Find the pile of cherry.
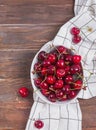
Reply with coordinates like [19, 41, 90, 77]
[33, 45, 83, 103]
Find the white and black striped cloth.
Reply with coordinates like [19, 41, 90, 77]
[26, 0, 96, 130]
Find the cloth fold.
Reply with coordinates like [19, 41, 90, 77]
[26, 0, 96, 130]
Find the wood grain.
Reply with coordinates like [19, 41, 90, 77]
[0, 0, 96, 130]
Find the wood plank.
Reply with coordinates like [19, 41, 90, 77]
[0, 25, 60, 50]
[0, 2, 74, 24]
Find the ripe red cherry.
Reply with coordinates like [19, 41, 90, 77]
[60, 95, 67, 101]
[41, 89, 50, 97]
[65, 54, 72, 62]
[56, 68, 66, 78]
[40, 82, 48, 89]
[57, 59, 65, 68]
[54, 79, 63, 89]
[41, 67, 47, 76]
[48, 65, 55, 75]
[71, 27, 80, 35]
[43, 59, 51, 67]
[63, 85, 71, 94]
[70, 65, 81, 74]
[47, 53, 56, 63]
[48, 93, 56, 102]
[57, 46, 67, 53]
[74, 80, 82, 89]
[19, 87, 29, 97]
[65, 75, 73, 84]
[46, 75, 56, 84]
[56, 90, 64, 99]
[73, 55, 81, 64]
[68, 90, 77, 99]
[60, 54, 65, 60]
[72, 35, 81, 44]
[34, 78, 42, 87]
[38, 51, 47, 61]
[65, 66, 70, 75]
[34, 120, 44, 129]
[34, 63, 41, 71]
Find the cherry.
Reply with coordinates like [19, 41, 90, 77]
[40, 82, 48, 89]
[34, 78, 42, 87]
[48, 93, 56, 102]
[43, 59, 51, 67]
[47, 53, 56, 63]
[65, 75, 73, 84]
[34, 120, 44, 129]
[70, 65, 81, 74]
[63, 85, 71, 94]
[56, 46, 67, 53]
[65, 54, 72, 62]
[34, 62, 41, 71]
[60, 95, 67, 101]
[54, 79, 63, 89]
[59, 54, 65, 60]
[73, 55, 81, 64]
[56, 90, 64, 99]
[68, 90, 77, 99]
[57, 59, 65, 68]
[48, 65, 55, 75]
[72, 35, 81, 44]
[74, 80, 82, 89]
[38, 51, 47, 61]
[56, 68, 66, 78]
[46, 75, 56, 84]
[65, 66, 70, 75]
[19, 87, 29, 97]
[71, 27, 80, 35]
[41, 67, 47, 76]
[41, 89, 50, 97]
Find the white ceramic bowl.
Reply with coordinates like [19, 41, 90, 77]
[30, 41, 82, 105]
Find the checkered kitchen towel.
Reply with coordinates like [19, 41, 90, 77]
[26, 0, 96, 130]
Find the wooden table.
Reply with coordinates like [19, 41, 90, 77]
[0, 0, 96, 130]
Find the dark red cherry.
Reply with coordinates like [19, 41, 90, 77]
[65, 75, 73, 84]
[48, 65, 55, 75]
[41, 89, 50, 97]
[43, 59, 51, 67]
[57, 46, 67, 53]
[56, 90, 64, 99]
[65, 66, 70, 75]
[34, 62, 41, 71]
[73, 55, 81, 64]
[54, 79, 63, 89]
[65, 54, 72, 62]
[19, 87, 29, 97]
[72, 35, 81, 44]
[68, 90, 77, 99]
[59, 54, 65, 60]
[38, 51, 47, 61]
[63, 85, 71, 94]
[74, 80, 82, 89]
[47, 53, 56, 63]
[40, 82, 48, 89]
[34, 120, 44, 129]
[70, 65, 81, 74]
[34, 78, 42, 87]
[41, 67, 47, 76]
[46, 75, 56, 85]
[56, 68, 66, 78]
[57, 59, 65, 68]
[48, 93, 56, 102]
[71, 27, 80, 35]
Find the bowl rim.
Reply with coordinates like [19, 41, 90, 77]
[30, 41, 82, 105]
